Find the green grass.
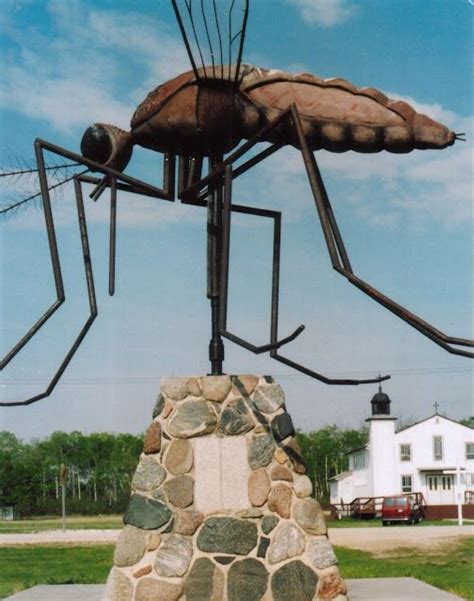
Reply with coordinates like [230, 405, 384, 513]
[0, 545, 114, 599]
[327, 517, 474, 528]
[0, 515, 123, 534]
[335, 537, 474, 600]
[0, 538, 472, 600]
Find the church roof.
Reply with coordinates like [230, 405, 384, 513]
[396, 412, 473, 434]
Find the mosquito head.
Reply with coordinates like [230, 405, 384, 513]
[81, 124, 133, 172]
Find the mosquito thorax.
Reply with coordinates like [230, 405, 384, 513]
[81, 123, 133, 172]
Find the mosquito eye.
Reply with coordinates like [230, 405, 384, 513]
[81, 124, 112, 164]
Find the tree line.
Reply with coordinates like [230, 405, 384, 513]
[0, 431, 143, 517]
[2, 417, 470, 517]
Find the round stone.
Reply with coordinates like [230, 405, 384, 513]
[268, 483, 292, 518]
[294, 475, 313, 498]
[187, 377, 202, 396]
[270, 465, 293, 481]
[132, 457, 166, 492]
[272, 560, 318, 601]
[168, 401, 217, 438]
[283, 438, 307, 474]
[316, 566, 347, 599]
[215, 556, 236, 565]
[201, 375, 232, 401]
[147, 533, 161, 551]
[173, 509, 204, 535]
[294, 498, 327, 535]
[164, 475, 194, 508]
[261, 514, 279, 535]
[271, 413, 295, 442]
[248, 469, 271, 507]
[114, 526, 147, 567]
[274, 447, 289, 464]
[220, 397, 254, 435]
[161, 376, 189, 400]
[236, 507, 264, 519]
[143, 422, 161, 455]
[152, 393, 165, 418]
[197, 517, 258, 555]
[165, 439, 194, 475]
[249, 433, 275, 470]
[103, 567, 133, 601]
[133, 564, 152, 578]
[124, 495, 172, 530]
[268, 522, 305, 564]
[135, 578, 183, 601]
[155, 534, 193, 577]
[233, 375, 259, 396]
[307, 537, 338, 569]
[257, 537, 270, 558]
[253, 383, 285, 413]
[228, 558, 269, 601]
[185, 557, 224, 601]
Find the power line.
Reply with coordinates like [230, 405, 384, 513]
[1, 365, 472, 387]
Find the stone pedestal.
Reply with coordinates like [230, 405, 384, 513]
[104, 375, 347, 601]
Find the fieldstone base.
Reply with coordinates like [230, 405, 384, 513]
[104, 375, 347, 601]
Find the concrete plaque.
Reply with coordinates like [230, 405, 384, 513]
[194, 437, 250, 513]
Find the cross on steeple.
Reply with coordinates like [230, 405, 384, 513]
[433, 401, 440, 414]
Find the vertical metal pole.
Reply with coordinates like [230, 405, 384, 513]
[61, 482, 66, 532]
[207, 155, 225, 374]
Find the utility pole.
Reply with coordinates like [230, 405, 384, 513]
[59, 464, 68, 532]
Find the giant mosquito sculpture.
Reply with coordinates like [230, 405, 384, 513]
[1, 0, 472, 406]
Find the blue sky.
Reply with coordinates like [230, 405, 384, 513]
[0, 0, 472, 440]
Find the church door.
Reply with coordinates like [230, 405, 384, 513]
[426, 474, 454, 504]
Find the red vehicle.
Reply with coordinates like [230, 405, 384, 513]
[382, 495, 424, 526]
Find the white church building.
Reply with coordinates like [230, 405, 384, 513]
[330, 387, 474, 511]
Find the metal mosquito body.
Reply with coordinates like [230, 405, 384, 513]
[1, 0, 472, 407]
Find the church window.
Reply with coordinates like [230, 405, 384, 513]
[352, 451, 366, 470]
[433, 436, 443, 461]
[466, 443, 474, 460]
[400, 443, 411, 462]
[401, 475, 413, 493]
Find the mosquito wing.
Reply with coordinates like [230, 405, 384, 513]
[171, 0, 249, 85]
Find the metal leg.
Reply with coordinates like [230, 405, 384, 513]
[178, 112, 389, 384]
[287, 105, 474, 359]
[0, 176, 98, 406]
[218, 166, 305, 354]
[1, 140, 178, 406]
[0, 140, 66, 372]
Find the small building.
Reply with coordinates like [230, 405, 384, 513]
[330, 388, 474, 517]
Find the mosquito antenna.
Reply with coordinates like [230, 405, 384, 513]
[200, 0, 216, 78]
[0, 169, 89, 216]
[184, 0, 208, 78]
[228, 0, 236, 78]
[212, 0, 224, 79]
[171, 0, 201, 80]
[0, 162, 80, 179]
[233, 0, 249, 86]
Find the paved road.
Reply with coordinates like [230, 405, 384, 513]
[0, 525, 471, 551]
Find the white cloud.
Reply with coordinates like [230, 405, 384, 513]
[288, 0, 358, 27]
[0, 1, 188, 134]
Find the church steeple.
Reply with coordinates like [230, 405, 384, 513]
[370, 381, 391, 416]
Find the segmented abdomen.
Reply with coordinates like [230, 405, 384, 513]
[241, 67, 455, 153]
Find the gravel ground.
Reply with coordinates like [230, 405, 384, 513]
[0, 525, 471, 552]
[328, 525, 473, 554]
[0, 529, 121, 547]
